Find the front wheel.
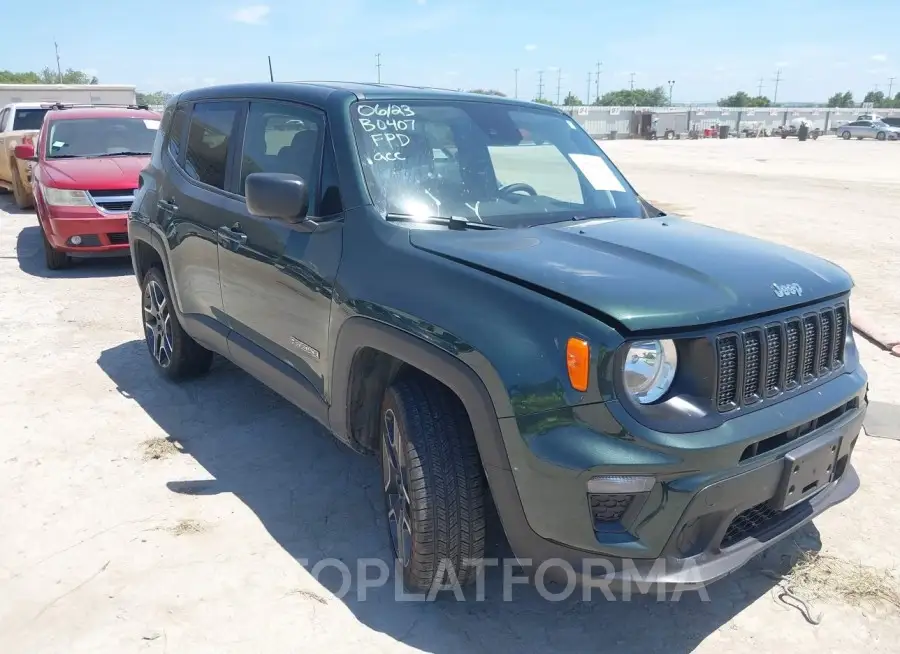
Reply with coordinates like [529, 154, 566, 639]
[11, 164, 33, 209]
[141, 267, 213, 380]
[41, 226, 69, 270]
[380, 375, 486, 593]
[842, 131, 851, 140]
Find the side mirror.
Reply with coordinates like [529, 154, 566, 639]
[14, 143, 36, 161]
[245, 172, 309, 223]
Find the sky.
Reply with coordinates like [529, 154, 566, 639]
[2, 0, 898, 104]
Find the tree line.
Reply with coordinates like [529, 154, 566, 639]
[0, 68, 98, 84]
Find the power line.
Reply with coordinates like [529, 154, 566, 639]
[375, 53, 382, 83]
[628, 72, 635, 91]
[537, 70, 544, 101]
[556, 69, 562, 105]
[773, 68, 783, 104]
[595, 61, 602, 103]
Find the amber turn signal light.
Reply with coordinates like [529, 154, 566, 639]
[566, 337, 590, 392]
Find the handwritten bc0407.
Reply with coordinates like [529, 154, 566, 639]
[357, 103, 417, 163]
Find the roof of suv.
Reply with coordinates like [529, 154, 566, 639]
[45, 107, 160, 121]
[175, 82, 552, 111]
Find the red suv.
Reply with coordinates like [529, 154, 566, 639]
[15, 105, 160, 269]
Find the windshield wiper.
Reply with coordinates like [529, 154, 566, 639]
[86, 151, 152, 158]
[386, 213, 502, 231]
[47, 154, 84, 159]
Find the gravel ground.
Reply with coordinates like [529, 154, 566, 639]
[1, 136, 899, 653]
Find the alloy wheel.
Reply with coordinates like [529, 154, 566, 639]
[382, 408, 413, 567]
[143, 279, 174, 368]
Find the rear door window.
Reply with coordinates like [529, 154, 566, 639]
[184, 102, 241, 190]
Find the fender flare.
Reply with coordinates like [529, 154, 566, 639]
[328, 316, 513, 470]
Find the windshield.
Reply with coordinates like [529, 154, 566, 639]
[351, 100, 644, 227]
[45, 116, 159, 158]
[13, 108, 49, 131]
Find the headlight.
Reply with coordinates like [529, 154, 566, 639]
[42, 186, 92, 207]
[623, 339, 678, 404]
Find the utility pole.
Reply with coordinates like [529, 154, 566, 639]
[757, 77, 764, 97]
[54, 40, 62, 83]
[595, 61, 602, 103]
[537, 70, 544, 101]
[514, 68, 519, 99]
[267, 56, 274, 82]
[556, 68, 562, 105]
[773, 68, 783, 104]
[667, 80, 675, 105]
[376, 53, 382, 83]
[628, 72, 635, 91]
[889, 77, 896, 100]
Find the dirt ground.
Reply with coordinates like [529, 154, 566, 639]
[2, 136, 900, 653]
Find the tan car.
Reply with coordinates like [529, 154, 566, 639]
[0, 103, 50, 208]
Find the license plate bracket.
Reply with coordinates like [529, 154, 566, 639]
[770, 431, 841, 511]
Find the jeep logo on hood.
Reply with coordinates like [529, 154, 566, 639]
[772, 282, 803, 298]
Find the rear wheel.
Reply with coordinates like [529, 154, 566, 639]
[380, 374, 486, 593]
[876, 131, 886, 141]
[41, 226, 69, 270]
[141, 267, 213, 380]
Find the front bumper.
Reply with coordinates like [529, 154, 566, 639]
[42, 205, 129, 254]
[486, 368, 867, 590]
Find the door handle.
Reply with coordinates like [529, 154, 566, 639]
[217, 225, 248, 246]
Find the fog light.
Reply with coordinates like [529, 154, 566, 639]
[590, 493, 634, 523]
[70, 235, 82, 246]
[587, 475, 655, 494]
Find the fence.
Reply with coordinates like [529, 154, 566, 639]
[560, 105, 900, 138]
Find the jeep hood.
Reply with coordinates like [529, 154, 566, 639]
[408, 217, 852, 332]
[41, 155, 148, 190]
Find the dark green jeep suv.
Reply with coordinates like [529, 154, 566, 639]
[128, 82, 866, 593]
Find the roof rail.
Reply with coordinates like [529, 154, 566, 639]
[41, 102, 151, 111]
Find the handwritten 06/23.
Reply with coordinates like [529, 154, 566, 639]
[358, 104, 418, 162]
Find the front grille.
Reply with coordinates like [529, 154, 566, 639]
[721, 503, 782, 548]
[107, 232, 128, 245]
[87, 189, 135, 213]
[715, 304, 847, 412]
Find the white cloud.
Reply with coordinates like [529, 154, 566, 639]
[871, 54, 887, 62]
[229, 5, 270, 25]
[524, 44, 537, 51]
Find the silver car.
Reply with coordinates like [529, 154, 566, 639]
[838, 120, 899, 141]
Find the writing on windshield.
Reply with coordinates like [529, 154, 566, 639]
[351, 100, 643, 228]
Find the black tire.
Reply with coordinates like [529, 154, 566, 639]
[41, 225, 69, 270]
[842, 131, 851, 140]
[11, 163, 33, 209]
[379, 374, 486, 593]
[876, 131, 886, 141]
[140, 267, 213, 380]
